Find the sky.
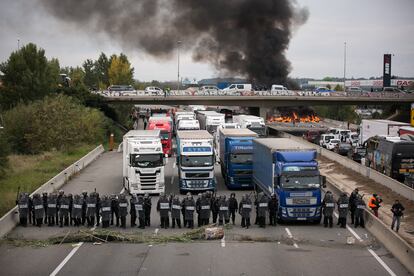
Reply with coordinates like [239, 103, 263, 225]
[0, 0, 413, 81]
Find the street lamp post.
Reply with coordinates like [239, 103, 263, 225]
[343, 42, 347, 90]
[177, 40, 181, 92]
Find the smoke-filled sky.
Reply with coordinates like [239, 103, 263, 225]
[0, 0, 413, 81]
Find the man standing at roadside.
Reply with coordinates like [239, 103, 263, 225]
[391, 199, 405, 232]
[368, 193, 382, 217]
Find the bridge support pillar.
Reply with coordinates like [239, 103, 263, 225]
[260, 107, 270, 121]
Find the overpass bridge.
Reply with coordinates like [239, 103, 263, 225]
[102, 94, 414, 107]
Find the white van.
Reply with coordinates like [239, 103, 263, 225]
[221, 84, 252, 95]
[270, 84, 290, 96]
[319, 134, 335, 148]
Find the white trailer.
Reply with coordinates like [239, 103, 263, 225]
[360, 119, 410, 145]
[233, 115, 267, 137]
[177, 119, 200, 131]
[196, 111, 225, 134]
[122, 130, 165, 195]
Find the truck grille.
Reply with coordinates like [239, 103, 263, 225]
[287, 207, 316, 217]
[138, 171, 158, 190]
[186, 179, 209, 188]
[233, 170, 252, 176]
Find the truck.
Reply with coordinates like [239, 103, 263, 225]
[219, 128, 258, 189]
[174, 111, 196, 133]
[252, 138, 326, 222]
[196, 111, 225, 134]
[148, 117, 173, 156]
[360, 119, 409, 145]
[233, 115, 267, 137]
[122, 130, 165, 195]
[176, 130, 216, 193]
[177, 119, 200, 131]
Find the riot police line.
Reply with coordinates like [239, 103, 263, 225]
[16, 188, 366, 229]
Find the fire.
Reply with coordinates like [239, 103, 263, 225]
[267, 113, 320, 123]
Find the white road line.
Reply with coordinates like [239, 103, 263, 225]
[173, 162, 176, 169]
[170, 176, 175, 186]
[49, 242, 83, 276]
[285, 227, 299, 248]
[221, 236, 226, 248]
[120, 187, 125, 194]
[334, 212, 397, 276]
[368, 249, 397, 276]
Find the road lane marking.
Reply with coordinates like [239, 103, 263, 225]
[120, 187, 125, 194]
[173, 162, 176, 169]
[285, 227, 299, 248]
[368, 249, 397, 276]
[170, 176, 175, 186]
[221, 236, 226, 247]
[334, 212, 397, 276]
[49, 242, 84, 276]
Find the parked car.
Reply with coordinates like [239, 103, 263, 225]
[326, 139, 340, 150]
[382, 87, 404, 93]
[334, 142, 352, 156]
[303, 130, 321, 144]
[348, 146, 366, 163]
[347, 87, 363, 93]
[319, 134, 335, 148]
[221, 84, 252, 95]
[144, 86, 163, 96]
[271, 84, 291, 95]
[199, 86, 219, 96]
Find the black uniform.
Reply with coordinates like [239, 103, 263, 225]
[199, 194, 211, 226]
[268, 194, 279, 226]
[86, 193, 97, 227]
[337, 193, 349, 228]
[354, 196, 366, 228]
[111, 195, 119, 226]
[157, 195, 170, 229]
[239, 195, 252, 228]
[56, 191, 64, 225]
[143, 195, 152, 226]
[68, 194, 74, 226]
[130, 195, 137, 227]
[47, 194, 57, 226]
[81, 192, 88, 225]
[42, 193, 48, 224]
[101, 196, 112, 228]
[136, 196, 146, 229]
[229, 194, 238, 225]
[257, 193, 269, 228]
[349, 190, 359, 224]
[33, 194, 44, 227]
[195, 195, 202, 227]
[58, 195, 70, 227]
[182, 196, 196, 228]
[211, 196, 219, 224]
[95, 193, 101, 226]
[72, 195, 83, 227]
[118, 195, 129, 228]
[171, 196, 182, 228]
[17, 193, 29, 227]
[322, 192, 335, 228]
[218, 196, 229, 225]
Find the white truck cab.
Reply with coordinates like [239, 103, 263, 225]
[122, 130, 165, 195]
[233, 115, 267, 137]
[177, 119, 200, 131]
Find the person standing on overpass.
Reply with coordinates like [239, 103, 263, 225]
[368, 194, 382, 217]
[391, 199, 405, 232]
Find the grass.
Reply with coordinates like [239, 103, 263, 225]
[0, 144, 97, 217]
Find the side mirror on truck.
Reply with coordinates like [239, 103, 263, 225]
[321, 175, 327, 188]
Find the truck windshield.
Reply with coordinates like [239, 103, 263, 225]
[181, 155, 213, 167]
[280, 175, 320, 189]
[160, 131, 170, 140]
[248, 127, 266, 136]
[230, 153, 252, 164]
[130, 154, 163, 168]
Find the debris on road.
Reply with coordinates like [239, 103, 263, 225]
[204, 227, 224, 240]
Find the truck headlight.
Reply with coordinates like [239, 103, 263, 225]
[230, 177, 234, 184]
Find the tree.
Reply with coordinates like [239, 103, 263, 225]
[68, 67, 86, 89]
[334, 84, 343, 91]
[83, 59, 98, 89]
[95, 53, 110, 89]
[0, 43, 60, 109]
[108, 55, 134, 85]
[0, 130, 9, 177]
[326, 84, 332, 90]
[322, 76, 333, 81]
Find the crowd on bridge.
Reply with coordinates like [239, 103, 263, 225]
[16, 189, 405, 232]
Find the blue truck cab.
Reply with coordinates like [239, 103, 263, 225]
[218, 128, 258, 189]
[253, 138, 326, 222]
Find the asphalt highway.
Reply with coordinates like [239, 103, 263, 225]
[0, 120, 410, 276]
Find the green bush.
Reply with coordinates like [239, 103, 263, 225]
[0, 130, 9, 177]
[4, 94, 106, 154]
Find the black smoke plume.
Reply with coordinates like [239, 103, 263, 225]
[39, 0, 308, 85]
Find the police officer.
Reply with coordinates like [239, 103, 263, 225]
[118, 194, 129, 228]
[337, 193, 349, 228]
[110, 194, 119, 226]
[349, 188, 359, 224]
[59, 194, 70, 227]
[95, 192, 101, 226]
[28, 194, 35, 226]
[211, 194, 219, 224]
[157, 192, 170, 229]
[16, 192, 29, 227]
[56, 190, 64, 225]
[42, 192, 48, 224]
[72, 194, 83, 227]
[239, 194, 252, 228]
[182, 192, 195, 228]
[322, 191, 335, 228]
[171, 195, 182, 228]
[47, 193, 57, 226]
[354, 194, 366, 228]
[32, 193, 44, 227]
[143, 193, 152, 226]
[257, 192, 269, 228]
[195, 193, 202, 227]
[229, 193, 238, 225]
[199, 193, 211, 226]
[100, 195, 112, 228]
[81, 190, 88, 225]
[67, 193, 74, 226]
[130, 194, 137, 227]
[268, 193, 279, 226]
[86, 192, 97, 227]
[136, 195, 146, 229]
[218, 195, 230, 225]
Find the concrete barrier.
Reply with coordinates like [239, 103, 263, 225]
[0, 145, 105, 238]
[324, 181, 414, 274]
[272, 128, 414, 201]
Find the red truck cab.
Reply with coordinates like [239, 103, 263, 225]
[148, 119, 172, 156]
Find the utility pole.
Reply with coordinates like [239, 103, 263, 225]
[343, 42, 347, 91]
[177, 40, 181, 92]
[17, 39, 20, 50]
